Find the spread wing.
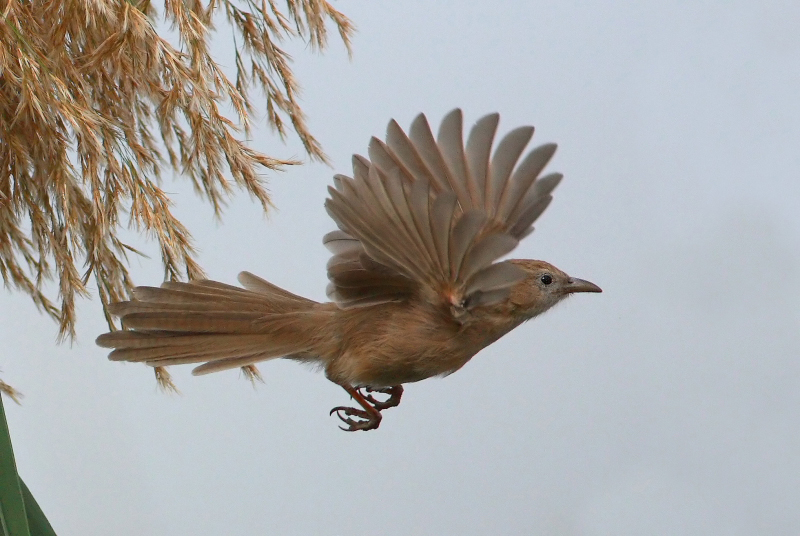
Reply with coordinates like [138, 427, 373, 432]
[323, 109, 562, 315]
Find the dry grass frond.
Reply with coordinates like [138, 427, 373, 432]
[240, 364, 264, 385]
[0, 0, 352, 334]
[154, 365, 180, 393]
[0, 0, 352, 395]
[0, 375, 23, 404]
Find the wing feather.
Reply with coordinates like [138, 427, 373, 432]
[489, 126, 534, 213]
[324, 110, 562, 317]
[322, 230, 362, 256]
[464, 261, 526, 296]
[449, 211, 487, 281]
[498, 143, 557, 219]
[408, 114, 456, 194]
[510, 195, 553, 238]
[465, 113, 499, 207]
[459, 234, 519, 284]
[430, 191, 457, 276]
[437, 109, 473, 209]
[385, 119, 430, 185]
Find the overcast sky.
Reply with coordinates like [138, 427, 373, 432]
[3, 2, 800, 534]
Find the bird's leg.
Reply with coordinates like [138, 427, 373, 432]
[359, 385, 403, 411]
[330, 385, 383, 432]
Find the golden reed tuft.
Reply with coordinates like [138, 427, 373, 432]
[0, 0, 353, 394]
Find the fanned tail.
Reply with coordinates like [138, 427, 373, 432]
[96, 272, 332, 376]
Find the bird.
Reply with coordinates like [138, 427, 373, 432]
[96, 109, 601, 431]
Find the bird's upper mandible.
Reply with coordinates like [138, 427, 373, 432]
[323, 109, 562, 316]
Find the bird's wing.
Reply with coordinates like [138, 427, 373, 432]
[324, 109, 561, 314]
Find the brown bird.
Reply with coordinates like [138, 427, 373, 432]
[96, 110, 601, 431]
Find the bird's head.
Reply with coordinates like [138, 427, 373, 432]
[506, 259, 602, 319]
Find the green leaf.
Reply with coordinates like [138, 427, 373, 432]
[20, 480, 56, 536]
[0, 395, 31, 536]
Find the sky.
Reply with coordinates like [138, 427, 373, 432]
[3, 1, 800, 534]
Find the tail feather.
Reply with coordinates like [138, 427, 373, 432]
[148, 354, 266, 368]
[134, 285, 283, 309]
[131, 287, 246, 306]
[108, 299, 265, 316]
[96, 274, 330, 375]
[160, 280, 256, 297]
[101, 333, 292, 355]
[98, 331, 204, 349]
[237, 271, 315, 304]
[121, 311, 266, 333]
[193, 354, 285, 375]
[108, 339, 293, 363]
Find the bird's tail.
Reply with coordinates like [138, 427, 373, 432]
[95, 272, 333, 376]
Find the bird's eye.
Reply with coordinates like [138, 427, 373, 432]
[540, 274, 553, 285]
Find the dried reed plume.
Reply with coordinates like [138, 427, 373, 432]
[0, 0, 354, 396]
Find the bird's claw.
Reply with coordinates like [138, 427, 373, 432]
[330, 384, 403, 431]
[329, 406, 382, 432]
[359, 385, 404, 410]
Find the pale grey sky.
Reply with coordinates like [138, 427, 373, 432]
[3, 2, 800, 534]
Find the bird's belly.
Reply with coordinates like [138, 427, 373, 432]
[325, 303, 508, 388]
[327, 344, 476, 388]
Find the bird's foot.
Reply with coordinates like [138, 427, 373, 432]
[329, 405, 382, 432]
[359, 385, 404, 411]
[331, 384, 401, 431]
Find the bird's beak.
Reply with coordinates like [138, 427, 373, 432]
[564, 277, 602, 294]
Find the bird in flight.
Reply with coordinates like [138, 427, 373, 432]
[96, 109, 601, 431]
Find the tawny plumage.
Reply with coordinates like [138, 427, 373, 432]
[96, 110, 601, 431]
